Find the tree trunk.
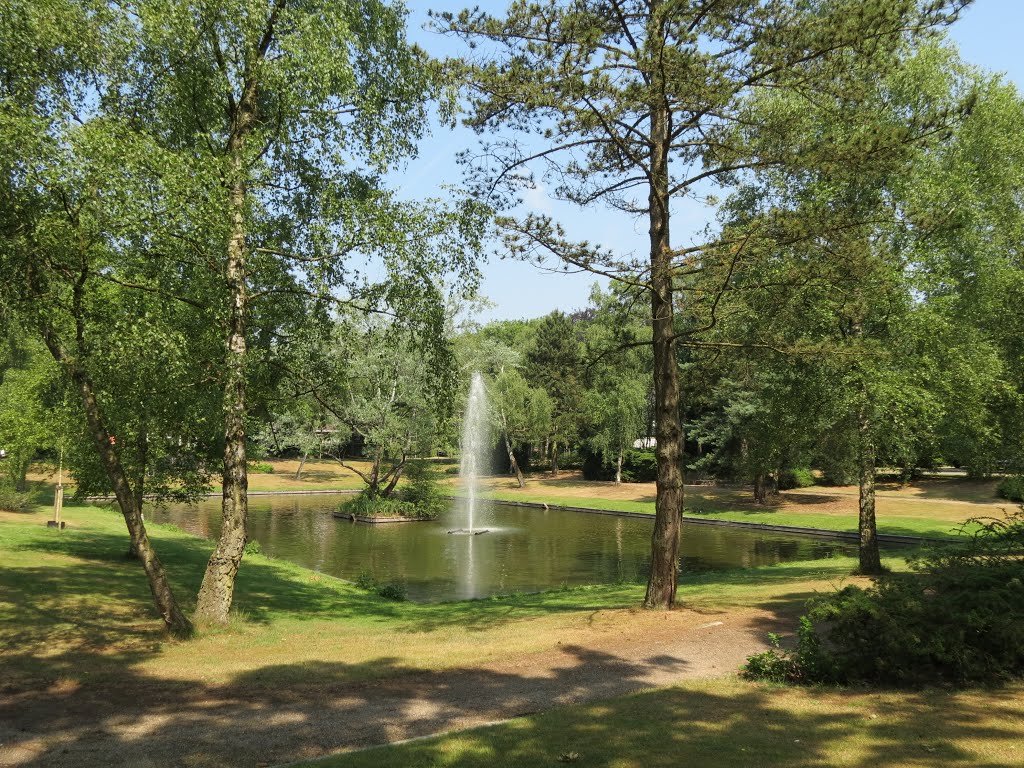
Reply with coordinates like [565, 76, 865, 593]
[380, 456, 407, 498]
[504, 431, 525, 488]
[858, 405, 883, 574]
[195, 112, 254, 625]
[615, 447, 624, 485]
[42, 333, 192, 637]
[127, 426, 148, 560]
[294, 452, 307, 481]
[550, 442, 559, 474]
[644, 79, 684, 610]
[753, 472, 768, 505]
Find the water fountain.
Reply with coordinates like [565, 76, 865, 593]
[449, 372, 489, 535]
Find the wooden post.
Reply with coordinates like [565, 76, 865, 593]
[48, 448, 65, 529]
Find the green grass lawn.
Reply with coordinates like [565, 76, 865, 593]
[477, 488, 972, 540]
[3, 500, 883, 692]
[3, 499, 1020, 768]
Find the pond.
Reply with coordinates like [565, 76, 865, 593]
[151, 493, 855, 602]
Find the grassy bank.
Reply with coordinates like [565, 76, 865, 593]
[305, 677, 1024, 768]
[0, 501, 879, 693]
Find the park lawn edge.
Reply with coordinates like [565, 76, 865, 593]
[469, 490, 974, 540]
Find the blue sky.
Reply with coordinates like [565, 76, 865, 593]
[392, 0, 1024, 322]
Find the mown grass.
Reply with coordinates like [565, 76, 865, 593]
[303, 677, 1024, 768]
[475, 488, 974, 540]
[0, 501, 882, 692]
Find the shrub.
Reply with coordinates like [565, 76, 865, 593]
[0, 487, 32, 512]
[376, 582, 408, 601]
[354, 570, 377, 590]
[399, 459, 447, 518]
[243, 539, 263, 556]
[621, 450, 658, 483]
[749, 510, 1024, 686]
[353, 569, 407, 601]
[248, 461, 274, 474]
[777, 467, 815, 490]
[581, 450, 612, 481]
[742, 633, 795, 683]
[997, 476, 1024, 502]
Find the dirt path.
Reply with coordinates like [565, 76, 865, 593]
[0, 606, 780, 768]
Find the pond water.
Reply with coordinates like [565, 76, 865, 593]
[151, 494, 854, 602]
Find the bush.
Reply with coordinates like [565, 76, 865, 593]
[743, 634, 794, 683]
[353, 569, 407, 601]
[248, 461, 274, 474]
[0, 487, 32, 512]
[621, 450, 658, 483]
[243, 539, 263, 556]
[376, 582, 408, 601]
[400, 459, 447, 518]
[746, 510, 1024, 686]
[777, 467, 815, 490]
[997, 476, 1024, 502]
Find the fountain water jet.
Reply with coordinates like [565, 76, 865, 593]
[450, 372, 489, 535]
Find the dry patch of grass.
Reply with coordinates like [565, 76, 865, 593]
[246, 458, 369, 492]
[310, 678, 1024, 768]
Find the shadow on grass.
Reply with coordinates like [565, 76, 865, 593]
[312, 680, 1024, 768]
[0, 645, 684, 767]
[2, 641, 1021, 768]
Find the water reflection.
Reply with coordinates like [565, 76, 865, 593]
[150, 495, 854, 602]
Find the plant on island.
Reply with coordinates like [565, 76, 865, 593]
[338, 459, 446, 520]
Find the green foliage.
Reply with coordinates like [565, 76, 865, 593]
[247, 462, 274, 475]
[769, 511, 1024, 686]
[243, 539, 263, 556]
[621, 451, 658, 484]
[743, 617, 827, 684]
[399, 459, 447, 519]
[338, 464, 445, 521]
[525, 311, 583, 456]
[582, 449, 658, 483]
[0, 487, 32, 512]
[352, 569, 406, 601]
[742, 633, 794, 683]
[777, 468, 816, 491]
[376, 582, 408, 602]
[354, 570, 377, 590]
[997, 477, 1024, 502]
[0, 337, 60, 491]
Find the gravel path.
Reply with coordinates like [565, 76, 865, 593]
[0, 606, 779, 768]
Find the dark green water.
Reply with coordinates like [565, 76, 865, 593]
[152, 494, 854, 602]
